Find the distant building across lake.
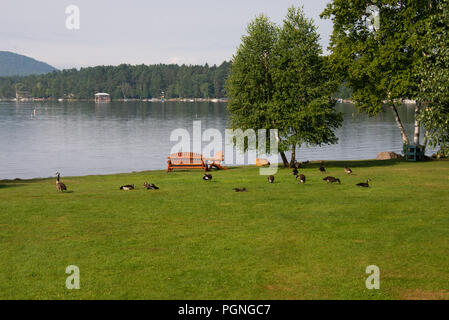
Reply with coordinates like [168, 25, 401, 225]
[94, 93, 111, 103]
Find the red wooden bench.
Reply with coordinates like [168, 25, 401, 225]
[167, 152, 208, 172]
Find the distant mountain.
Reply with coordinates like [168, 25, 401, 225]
[0, 51, 57, 77]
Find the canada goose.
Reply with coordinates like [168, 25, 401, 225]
[268, 175, 275, 183]
[356, 179, 371, 188]
[203, 174, 213, 181]
[319, 162, 326, 173]
[233, 187, 247, 192]
[293, 161, 301, 169]
[292, 168, 298, 176]
[344, 167, 353, 175]
[143, 182, 159, 190]
[55, 172, 67, 192]
[120, 185, 134, 191]
[323, 176, 341, 184]
[297, 174, 306, 184]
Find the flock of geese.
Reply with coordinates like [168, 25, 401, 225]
[55, 172, 160, 192]
[118, 182, 160, 191]
[265, 161, 371, 188]
[54, 161, 371, 193]
[209, 161, 371, 192]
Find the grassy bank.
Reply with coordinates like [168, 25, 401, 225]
[1, 160, 448, 299]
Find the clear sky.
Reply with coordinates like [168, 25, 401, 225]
[0, 0, 332, 70]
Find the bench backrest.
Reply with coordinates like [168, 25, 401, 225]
[214, 150, 223, 160]
[168, 152, 204, 164]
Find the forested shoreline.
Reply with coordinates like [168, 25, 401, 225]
[0, 62, 230, 100]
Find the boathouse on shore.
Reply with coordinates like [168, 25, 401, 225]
[94, 93, 111, 103]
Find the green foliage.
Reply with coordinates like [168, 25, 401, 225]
[271, 7, 342, 151]
[334, 82, 353, 99]
[0, 62, 230, 100]
[227, 7, 342, 159]
[321, 1, 437, 114]
[226, 15, 278, 132]
[418, 0, 449, 156]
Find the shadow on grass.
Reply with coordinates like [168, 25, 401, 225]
[0, 177, 52, 189]
[226, 160, 410, 172]
[297, 159, 405, 169]
[0, 181, 26, 189]
[214, 166, 240, 171]
[167, 167, 241, 173]
[0, 184, 20, 189]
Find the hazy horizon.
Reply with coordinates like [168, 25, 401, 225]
[1, 0, 332, 70]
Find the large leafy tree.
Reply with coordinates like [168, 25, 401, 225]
[271, 7, 342, 166]
[227, 7, 342, 167]
[321, 0, 438, 146]
[226, 15, 286, 162]
[419, 0, 449, 156]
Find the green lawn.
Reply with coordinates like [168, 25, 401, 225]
[1, 159, 448, 300]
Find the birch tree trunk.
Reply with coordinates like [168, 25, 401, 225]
[391, 105, 410, 145]
[280, 152, 290, 168]
[290, 145, 296, 167]
[413, 102, 421, 145]
[274, 130, 290, 167]
[423, 130, 429, 150]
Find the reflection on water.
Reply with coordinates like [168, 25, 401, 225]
[0, 101, 434, 179]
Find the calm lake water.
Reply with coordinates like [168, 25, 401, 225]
[0, 101, 433, 180]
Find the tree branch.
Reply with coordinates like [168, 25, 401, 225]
[391, 105, 410, 145]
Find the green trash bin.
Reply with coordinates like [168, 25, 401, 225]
[405, 145, 425, 161]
